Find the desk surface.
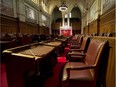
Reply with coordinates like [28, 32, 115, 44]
[18, 45, 55, 57]
[57, 38, 67, 41]
[0, 41, 11, 44]
[43, 41, 62, 47]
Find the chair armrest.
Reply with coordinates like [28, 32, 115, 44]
[66, 52, 86, 61]
[70, 49, 84, 52]
[70, 45, 80, 48]
[66, 65, 96, 79]
[66, 65, 96, 70]
[69, 55, 85, 62]
[68, 52, 86, 56]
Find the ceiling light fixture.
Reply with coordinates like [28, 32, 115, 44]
[59, 2, 68, 11]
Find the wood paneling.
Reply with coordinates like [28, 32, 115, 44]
[52, 30, 59, 35]
[51, 22, 81, 35]
[84, 25, 89, 34]
[19, 21, 26, 34]
[19, 21, 39, 34]
[51, 22, 61, 30]
[26, 22, 39, 34]
[39, 26, 49, 34]
[71, 22, 81, 30]
[0, 15, 40, 34]
[84, 7, 115, 35]
[0, 15, 18, 33]
[88, 19, 99, 34]
[51, 22, 81, 30]
[100, 8, 115, 33]
[91, 36, 115, 87]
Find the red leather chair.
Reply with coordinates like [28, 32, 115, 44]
[61, 39, 108, 87]
[70, 36, 90, 53]
[70, 35, 83, 49]
[67, 36, 90, 62]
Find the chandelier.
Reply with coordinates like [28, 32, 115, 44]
[59, 1, 68, 11]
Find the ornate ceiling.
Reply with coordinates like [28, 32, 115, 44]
[40, 0, 95, 15]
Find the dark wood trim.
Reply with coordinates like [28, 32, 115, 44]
[0, 14, 17, 21]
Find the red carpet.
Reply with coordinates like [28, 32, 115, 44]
[43, 47, 68, 87]
[1, 47, 69, 87]
[43, 62, 65, 87]
[1, 63, 8, 87]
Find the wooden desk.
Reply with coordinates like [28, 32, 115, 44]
[42, 41, 62, 47]
[42, 41, 65, 56]
[3, 43, 57, 87]
[19, 45, 55, 57]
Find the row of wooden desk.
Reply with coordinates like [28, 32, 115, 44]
[3, 37, 69, 87]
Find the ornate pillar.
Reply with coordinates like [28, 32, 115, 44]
[17, 0, 25, 22]
[62, 13, 65, 26]
[13, 0, 17, 17]
[67, 13, 70, 26]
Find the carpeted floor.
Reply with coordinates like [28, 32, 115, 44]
[1, 47, 69, 87]
[43, 62, 65, 87]
[1, 63, 8, 87]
